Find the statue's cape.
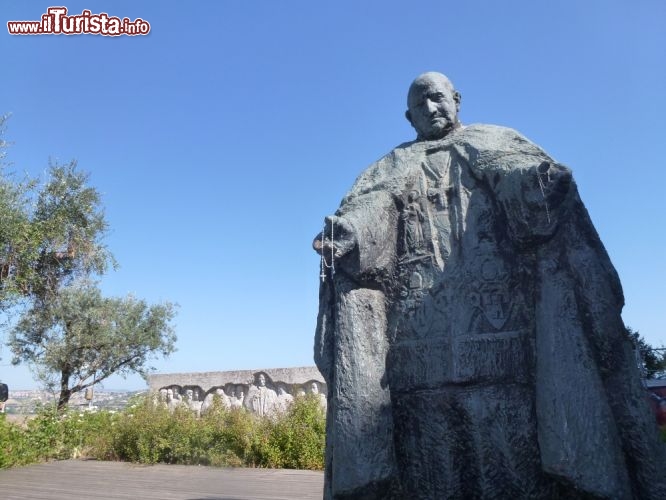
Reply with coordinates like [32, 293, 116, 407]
[315, 124, 666, 499]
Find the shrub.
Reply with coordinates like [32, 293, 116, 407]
[0, 404, 106, 467]
[101, 395, 325, 469]
[262, 395, 325, 470]
[0, 413, 34, 468]
[0, 394, 326, 470]
[200, 399, 262, 466]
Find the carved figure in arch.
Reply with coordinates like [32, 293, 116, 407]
[166, 387, 182, 412]
[245, 372, 278, 417]
[157, 388, 168, 408]
[186, 388, 203, 416]
[172, 386, 183, 401]
[310, 381, 327, 411]
[201, 387, 230, 415]
[230, 386, 245, 409]
[276, 383, 294, 413]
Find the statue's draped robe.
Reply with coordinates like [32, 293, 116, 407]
[315, 125, 666, 499]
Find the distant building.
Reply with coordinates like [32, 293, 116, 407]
[646, 379, 666, 426]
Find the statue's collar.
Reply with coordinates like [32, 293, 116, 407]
[404, 125, 466, 154]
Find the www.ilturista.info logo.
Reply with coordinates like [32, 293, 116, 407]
[7, 7, 151, 36]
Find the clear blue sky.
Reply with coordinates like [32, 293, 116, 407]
[1, 1, 664, 390]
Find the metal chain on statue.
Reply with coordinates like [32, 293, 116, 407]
[536, 163, 552, 224]
[319, 227, 326, 281]
[320, 219, 335, 282]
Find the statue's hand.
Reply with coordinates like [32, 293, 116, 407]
[312, 215, 357, 262]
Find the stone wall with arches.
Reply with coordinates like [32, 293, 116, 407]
[147, 366, 326, 416]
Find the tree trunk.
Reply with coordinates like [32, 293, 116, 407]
[57, 371, 72, 410]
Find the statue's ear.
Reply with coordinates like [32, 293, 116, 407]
[405, 109, 413, 125]
[453, 91, 461, 112]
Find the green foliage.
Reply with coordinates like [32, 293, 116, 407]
[9, 283, 177, 409]
[0, 157, 114, 306]
[0, 395, 326, 470]
[198, 397, 264, 466]
[105, 399, 203, 464]
[261, 394, 326, 469]
[0, 405, 116, 468]
[30, 162, 114, 301]
[104, 395, 325, 469]
[1, 118, 178, 409]
[1, 117, 115, 313]
[0, 117, 37, 307]
[0, 413, 36, 468]
[0, 174, 32, 305]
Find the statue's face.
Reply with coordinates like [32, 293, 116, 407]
[258, 374, 266, 387]
[311, 382, 319, 394]
[407, 73, 459, 140]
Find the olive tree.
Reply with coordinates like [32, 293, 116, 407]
[0, 115, 35, 307]
[10, 283, 177, 409]
[0, 174, 32, 306]
[1, 119, 178, 407]
[0, 159, 113, 307]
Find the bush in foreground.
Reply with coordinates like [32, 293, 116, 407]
[0, 407, 114, 468]
[0, 395, 325, 470]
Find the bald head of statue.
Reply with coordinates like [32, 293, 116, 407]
[405, 72, 462, 141]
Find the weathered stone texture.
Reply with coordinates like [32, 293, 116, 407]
[147, 366, 326, 417]
[147, 366, 324, 393]
[314, 72, 666, 499]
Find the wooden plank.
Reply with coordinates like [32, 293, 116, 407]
[0, 460, 324, 500]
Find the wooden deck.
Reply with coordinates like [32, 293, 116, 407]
[0, 460, 324, 500]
